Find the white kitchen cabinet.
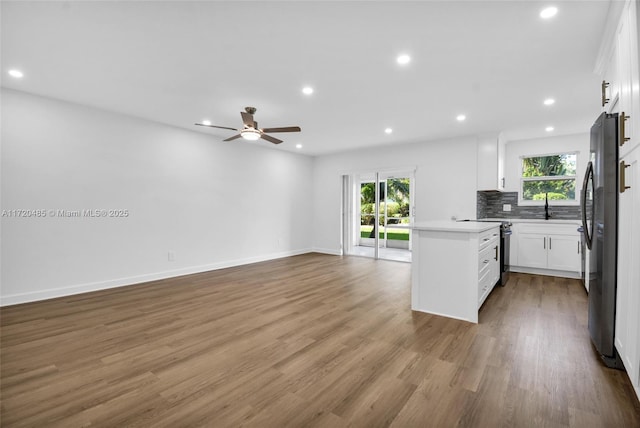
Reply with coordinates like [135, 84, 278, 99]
[510, 222, 581, 278]
[597, 0, 640, 402]
[617, 0, 640, 158]
[517, 234, 547, 269]
[616, 144, 640, 393]
[477, 133, 506, 191]
[601, 41, 620, 114]
[478, 231, 501, 308]
[547, 234, 582, 272]
[411, 222, 501, 324]
[599, 0, 639, 156]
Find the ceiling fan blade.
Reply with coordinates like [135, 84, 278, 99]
[261, 126, 301, 133]
[241, 111, 255, 128]
[195, 123, 238, 131]
[260, 134, 283, 145]
[223, 134, 243, 142]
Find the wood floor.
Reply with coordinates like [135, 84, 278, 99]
[1, 253, 639, 427]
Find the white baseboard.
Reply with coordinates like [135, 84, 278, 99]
[0, 248, 313, 307]
[509, 266, 580, 279]
[312, 247, 342, 256]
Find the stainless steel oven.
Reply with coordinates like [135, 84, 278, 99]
[499, 222, 511, 286]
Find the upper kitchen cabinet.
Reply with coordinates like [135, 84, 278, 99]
[597, 0, 640, 157]
[617, 0, 640, 158]
[477, 133, 506, 191]
[600, 40, 620, 114]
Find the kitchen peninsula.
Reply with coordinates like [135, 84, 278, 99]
[411, 221, 502, 323]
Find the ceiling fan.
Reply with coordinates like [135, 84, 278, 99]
[195, 107, 301, 145]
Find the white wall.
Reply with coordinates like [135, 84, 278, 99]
[504, 132, 590, 194]
[312, 136, 478, 254]
[1, 89, 313, 305]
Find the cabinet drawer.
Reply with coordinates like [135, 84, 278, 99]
[478, 244, 498, 273]
[478, 268, 495, 306]
[479, 228, 500, 251]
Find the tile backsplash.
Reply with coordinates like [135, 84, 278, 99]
[476, 191, 581, 220]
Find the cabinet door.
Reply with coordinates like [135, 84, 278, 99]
[477, 135, 499, 190]
[616, 145, 640, 387]
[547, 234, 580, 272]
[509, 224, 519, 266]
[517, 234, 547, 269]
[497, 136, 506, 190]
[618, 0, 640, 157]
[603, 38, 620, 113]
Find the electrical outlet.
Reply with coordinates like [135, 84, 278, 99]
[503, 204, 512, 212]
[168, 251, 175, 262]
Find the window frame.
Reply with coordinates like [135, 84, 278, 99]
[518, 151, 579, 206]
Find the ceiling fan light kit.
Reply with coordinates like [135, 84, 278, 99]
[195, 107, 301, 145]
[240, 129, 261, 141]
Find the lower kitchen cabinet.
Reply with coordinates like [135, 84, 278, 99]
[511, 222, 581, 278]
[616, 144, 640, 392]
[517, 234, 547, 269]
[547, 234, 582, 271]
[411, 222, 501, 324]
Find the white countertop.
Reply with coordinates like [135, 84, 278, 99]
[507, 218, 581, 224]
[412, 221, 501, 233]
[476, 218, 581, 225]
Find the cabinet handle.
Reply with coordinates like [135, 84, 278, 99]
[484, 259, 490, 264]
[483, 238, 490, 241]
[494, 245, 498, 261]
[602, 80, 610, 107]
[620, 160, 631, 193]
[577, 241, 580, 254]
[620, 112, 630, 146]
[543, 237, 546, 249]
[501, 177, 505, 188]
[549, 237, 552, 250]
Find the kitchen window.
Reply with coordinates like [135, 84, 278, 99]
[520, 152, 578, 204]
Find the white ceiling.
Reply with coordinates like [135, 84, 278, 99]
[1, 1, 610, 156]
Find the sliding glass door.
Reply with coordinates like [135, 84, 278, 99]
[344, 170, 414, 262]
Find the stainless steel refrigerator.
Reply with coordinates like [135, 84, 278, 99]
[581, 111, 622, 369]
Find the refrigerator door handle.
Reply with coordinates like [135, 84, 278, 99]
[581, 161, 594, 250]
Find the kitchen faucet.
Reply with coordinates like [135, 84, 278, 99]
[545, 192, 552, 220]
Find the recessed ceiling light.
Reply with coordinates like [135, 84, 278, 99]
[385, 128, 393, 134]
[545, 126, 555, 132]
[202, 120, 212, 126]
[540, 6, 558, 19]
[296, 144, 302, 149]
[396, 54, 411, 65]
[8, 69, 24, 78]
[543, 98, 555, 106]
[302, 86, 314, 95]
[456, 114, 466, 122]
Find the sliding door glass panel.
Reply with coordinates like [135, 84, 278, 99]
[359, 180, 376, 248]
[379, 174, 412, 261]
